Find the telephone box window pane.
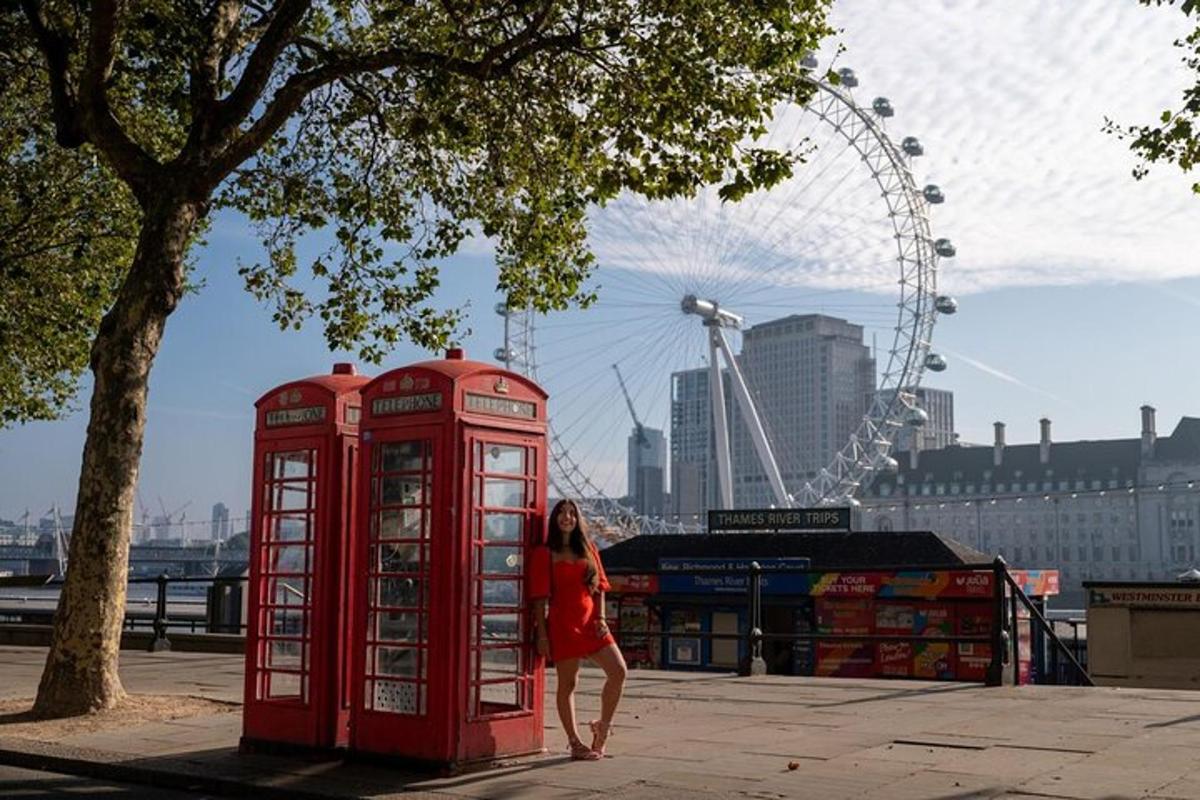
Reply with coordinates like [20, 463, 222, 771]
[381, 475, 427, 506]
[267, 672, 303, 699]
[269, 577, 307, 606]
[377, 509, 425, 540]
[476, 613, 520, 644]
[270, 608, 306, 637]
[479, 546, 522, 576]
[267, 640, 304, 669]
[375, 576, 423, 608]
[269, 545, 309, 575]
[480, 681, 519, 709]
[482, 444, 525, 475]
[372, 611, 422, 643]
[273, 451, 314, 480]
[375, 542, 421, 574]
[481, 579, 520, 608]
[370, 680, 423, 715]
[483, 478, 525, 509]
[375, 646, 424, 677]
[475, 646, 520, 678]
[273, 482, 312, 511]
[482, 513, 522, 543]
[271, 514, 310, 542]
[380, 441, 424, 472]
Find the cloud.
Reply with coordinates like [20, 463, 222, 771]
[581, 0, 1199, 297]
[939, 346, 1068, 406]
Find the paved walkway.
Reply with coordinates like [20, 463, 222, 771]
[2, 646, 1200, 799]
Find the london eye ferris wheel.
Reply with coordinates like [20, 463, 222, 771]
[496, 64, 959, 539]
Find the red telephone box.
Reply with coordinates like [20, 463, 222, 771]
[350, 348, 547, 768]
[243, 363, 368, 751]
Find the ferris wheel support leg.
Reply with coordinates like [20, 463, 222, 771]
[708, 327, 734, 510]
[711, 326, 792, 509]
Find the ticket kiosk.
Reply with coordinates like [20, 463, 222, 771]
[243, 363, 368, 750]
[350, 348, 547, 768]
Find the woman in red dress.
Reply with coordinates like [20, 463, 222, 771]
[530, 499, 627, 760]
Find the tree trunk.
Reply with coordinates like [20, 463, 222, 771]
[33, 198, 199, 718]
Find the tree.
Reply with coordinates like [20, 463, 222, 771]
[1108, 0, 1200, 193]
[6, 0, 833, 717]
[0, 14, 139, 426]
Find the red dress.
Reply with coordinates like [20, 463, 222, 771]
[528, 544, 614, 662]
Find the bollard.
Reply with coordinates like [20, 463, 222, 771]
[149, 573, 171, 652]
[986, 557, 1005, 686]
[748, 561, 767, 676]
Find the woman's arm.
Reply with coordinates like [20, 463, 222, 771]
[595, 591, 610, 638]
[533, 598, 549, 655]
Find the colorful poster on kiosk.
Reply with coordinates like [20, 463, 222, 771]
[815, 597, 874, 677]
[875, 603, 914, 677]
[912, 602, 955, 679]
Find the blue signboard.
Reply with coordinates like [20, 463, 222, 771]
[658, 557, 811, 595]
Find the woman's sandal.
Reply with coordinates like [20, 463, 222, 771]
[588, 719, 612, 757]
[569, 738, 601, 761]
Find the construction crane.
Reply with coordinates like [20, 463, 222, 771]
[136, 492, 151, 543]
[612, 364, 649, 448]
[156, 496, 191, 540]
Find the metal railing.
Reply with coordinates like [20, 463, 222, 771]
[0, 573, 248, 652]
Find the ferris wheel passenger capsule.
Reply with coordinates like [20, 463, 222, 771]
[880, 456, 900, 473]
[924, 353, 947, 372]
[837, 67, 859, 87]
[494, 347, 517, 362]
[934, 295, 958, 314]
[801, 52, 818, 69]
[934, 238, 956, 257]
[922, 184, 944, 204]
[872, 97, 894, 117]
[904, 407, 929, 427]
[494, 302, 509, 316]
[902, 136, 924, 156]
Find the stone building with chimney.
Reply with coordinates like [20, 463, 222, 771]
[857, 406, 1200, 605]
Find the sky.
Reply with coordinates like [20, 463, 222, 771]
[2, 0, 1200, 528]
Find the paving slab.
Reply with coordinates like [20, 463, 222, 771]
[3, 646, 1200, 799]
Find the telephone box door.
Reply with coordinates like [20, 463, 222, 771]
[351, 425, 448, 758]
[246, 437, 326, 738]
[459, 429, 546, 759]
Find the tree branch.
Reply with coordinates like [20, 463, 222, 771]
[19, 0, 86, 148]
[76, 0, 160, 199]
[206, 25, 585, 187]
[214, 0, 312, 139]
[190, 0, 244, 129]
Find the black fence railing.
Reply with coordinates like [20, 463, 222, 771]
[1000, 570, 1092, 686]
[0, 559, 1092, 686]
[0, 574, 248, 651]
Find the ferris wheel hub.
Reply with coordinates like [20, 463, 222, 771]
[681, 294, 743, 329]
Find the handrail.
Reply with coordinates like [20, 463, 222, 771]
[1001, 570, 1092, 687]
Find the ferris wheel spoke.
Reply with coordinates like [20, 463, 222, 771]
[596, 201, 695, 296]
[555, 317, 689, 471]
[506, 74, 945, 530]
[711, 118, 847, 280]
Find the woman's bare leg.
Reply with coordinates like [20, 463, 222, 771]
[554, 657, 584, 746]
[589, 644, 628, 750]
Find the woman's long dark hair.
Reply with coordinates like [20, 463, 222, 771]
[546, 498, 600, 592]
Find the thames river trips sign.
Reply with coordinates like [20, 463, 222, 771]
[707, 507, 851, 532]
